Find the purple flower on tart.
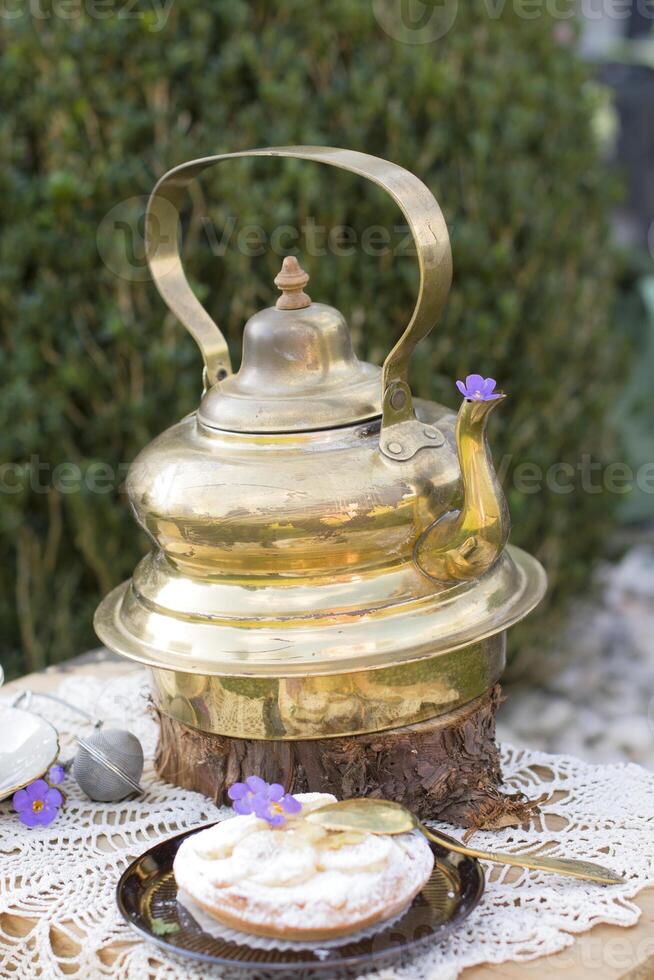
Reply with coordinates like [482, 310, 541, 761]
[456, 374, 502, 401]
[228, 776, 302, 827]
[13, 779, 63, 828]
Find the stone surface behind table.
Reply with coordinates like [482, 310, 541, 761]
[498, 542, 654, 767]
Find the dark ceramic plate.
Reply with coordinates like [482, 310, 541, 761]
[116, 824, 484, 976]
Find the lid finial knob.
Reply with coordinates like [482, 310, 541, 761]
[274, 256, 311, 310]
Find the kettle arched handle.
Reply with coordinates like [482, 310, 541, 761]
[145, 146, 452, 456]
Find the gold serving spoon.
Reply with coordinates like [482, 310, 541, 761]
[306, 798, 624, 885]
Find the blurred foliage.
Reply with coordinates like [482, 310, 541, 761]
[0, 2, 625, 678]
[614, 265, 654, 524]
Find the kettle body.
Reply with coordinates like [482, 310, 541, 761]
[95, 147, 546, 740]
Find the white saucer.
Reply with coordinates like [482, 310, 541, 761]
[0, 706, 59, 800]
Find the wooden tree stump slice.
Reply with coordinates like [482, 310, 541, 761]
[154, 684, 538, 829]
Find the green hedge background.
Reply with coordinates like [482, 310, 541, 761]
[0, 1, 624, 679]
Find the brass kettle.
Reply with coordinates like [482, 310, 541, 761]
[95, 147, 546, 740]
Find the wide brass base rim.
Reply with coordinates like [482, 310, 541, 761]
[94, 546, 545, 678]
[148, 632, 506, 740]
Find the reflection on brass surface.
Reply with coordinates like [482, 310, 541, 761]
[414, 396, 510, 583]
[95, 545, 544, 677]
[94, 146, 548, 742]
[148, 635, 505, 739]
[145, 147, 452, 431]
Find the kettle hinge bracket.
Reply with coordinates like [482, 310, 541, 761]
[380, 382, 444, 461]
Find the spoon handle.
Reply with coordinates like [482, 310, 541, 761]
[418, 824, 624, 885]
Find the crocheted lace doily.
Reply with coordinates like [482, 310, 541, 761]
[1, 668, 653, 979]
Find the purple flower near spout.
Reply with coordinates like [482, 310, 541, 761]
[228, 775, 302, 827]
[456, 374, 502, 401]
[13, 779, 63, 828]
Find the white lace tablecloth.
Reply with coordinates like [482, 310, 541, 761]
[1, 668, 653, 979]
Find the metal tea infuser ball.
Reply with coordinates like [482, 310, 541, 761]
[73, 729, 143, 802]
[11, 690, 144, 802]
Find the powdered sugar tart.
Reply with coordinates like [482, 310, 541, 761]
[173, 792, 434, 942]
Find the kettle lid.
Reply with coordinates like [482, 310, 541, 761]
[198, 257, 381, 433]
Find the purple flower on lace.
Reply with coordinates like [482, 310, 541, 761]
[13, 779, 63, 828]
[47, 765, 66, 786]
[228, 775, 302, 827]
[456, 374, 502, 402]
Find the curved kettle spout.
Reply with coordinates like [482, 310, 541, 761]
[414, 394, 510, 583]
